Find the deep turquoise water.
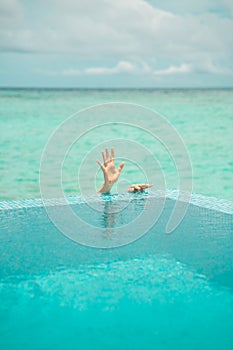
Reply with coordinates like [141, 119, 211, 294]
[1, 257, 233, 350]
[0, 88, 232, 200]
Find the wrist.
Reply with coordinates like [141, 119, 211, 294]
[97, 182, 113, 194]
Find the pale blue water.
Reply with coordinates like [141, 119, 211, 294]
[0, 88, 232, 200]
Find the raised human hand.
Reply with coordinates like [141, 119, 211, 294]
[127, 183, 153, 193]
[96, 147, 125, 193]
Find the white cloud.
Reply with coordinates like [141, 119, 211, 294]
[38, 61, 136, 76]
[38, 58, 233, 79]
[222, 0, 233, 15]
[0, 0, 23, 18]
[147, 0, 231, 15]
[62, 69, 81, 76]
[0, 0, 233, 78]
[151, 61, 233, 76]
[84, 61, 136, 75]
[153, 64, 191, 75]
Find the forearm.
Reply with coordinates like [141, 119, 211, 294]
[97, 182, 113, 194]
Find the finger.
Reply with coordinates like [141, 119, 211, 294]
[133, 185, 141, 192]
[111, 147, 115, 161]
[96, 160, 104, 170]
[141, 184, 153, 189]
[118, 162, 125, 173]
[106, 147, 110, 161]
[102, 151, 106, 164]
[127, 187, 134, 193]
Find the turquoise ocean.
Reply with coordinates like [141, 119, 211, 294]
[0, 88, 232, 201]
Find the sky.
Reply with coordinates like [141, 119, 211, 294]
[0, 0, 233, 88]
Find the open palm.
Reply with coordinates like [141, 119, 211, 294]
[96, 147, 124, 185]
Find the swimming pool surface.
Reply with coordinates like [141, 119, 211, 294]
[0, 191, 233, 350]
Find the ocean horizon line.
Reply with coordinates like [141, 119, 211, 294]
[0, 86, 233, 91]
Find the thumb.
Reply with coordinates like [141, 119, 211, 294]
[118, 162, 125, 173]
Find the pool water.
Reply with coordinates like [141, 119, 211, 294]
[0, 193, 233, 350]
[1, 256, 233, 350]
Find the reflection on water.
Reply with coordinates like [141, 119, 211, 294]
[100, 194, 149, 240]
